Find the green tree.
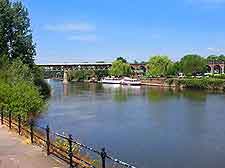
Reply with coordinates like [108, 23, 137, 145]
[218, 55, 225, 61]
[207, 55, 225, 62]
[167, 61, 181, 76]
[116, 57, 127, 63]
[7, 81, 44, 120]
[146, 55, 173, 77]
[109, 60, 131, 77]
[0, 0, 35, 65]
[207, 55, 218, 62]
[180, 54, 206, 75]
[0, 59, 44, 119]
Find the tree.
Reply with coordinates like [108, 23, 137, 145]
[167, 61, 181, 76]
[207, 55, 218, 62]
[146, 55, 173, 77]
[109, 60, 131, 77]
[180, 54, 206, 75]
[116, 57, 127, 63]
[0, 0, 35, 66]
[134, 60, 138, 64]
[206, 55, 225, 62]
[218, 55, 225, 62]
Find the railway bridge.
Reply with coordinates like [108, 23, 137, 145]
[38, 62, 147, 82]
[207, 61, 225, 74]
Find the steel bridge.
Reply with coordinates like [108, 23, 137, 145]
[37, 62, 147, 79]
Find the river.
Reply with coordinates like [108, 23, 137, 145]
[37, 80, 225, 168]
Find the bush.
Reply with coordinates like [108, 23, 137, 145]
[0, 58, 46, 119]
[178, 78, 225, 90]
[34, 79, 51, 99]
[209, 74, 225, 79]
[0, 80, 44, 120]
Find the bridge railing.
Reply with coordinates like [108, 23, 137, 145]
[0, 109, 136, 168]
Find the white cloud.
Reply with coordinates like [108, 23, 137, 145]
[44, 23, 95, 32]
[67, 35, 97, 42]
[207, 47, 225, 52]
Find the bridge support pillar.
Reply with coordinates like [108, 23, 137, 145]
[63, 70, 69, 84]
[221, 65, 224, 74]
[210, 65, 214, 74]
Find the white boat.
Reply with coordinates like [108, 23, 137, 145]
[101, 77, 122, 84]
[121, 77, 141, 85]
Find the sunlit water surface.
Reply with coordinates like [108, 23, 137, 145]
[37, 80, 225, 168]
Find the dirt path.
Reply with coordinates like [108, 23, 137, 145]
[0, 125, 66, 168]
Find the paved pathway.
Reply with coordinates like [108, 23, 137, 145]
[0, 125, 66, 168]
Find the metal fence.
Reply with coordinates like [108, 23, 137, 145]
[0, 110, 136, 168]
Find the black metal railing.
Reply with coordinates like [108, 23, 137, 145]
[0, 109, 136, 168]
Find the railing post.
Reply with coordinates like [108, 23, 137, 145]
[18, 115, 21, 135]
[1, 109, 3, 125]
[68, 134, 73, 168]
[101, 148, 106, 168]
[46, 125, 50, 155]
[9, 111, 12, 129]
[30, 119, 34, 144]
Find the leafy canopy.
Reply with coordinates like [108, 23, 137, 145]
[180, 54, 206, 75]
[109, 60, 131, 77]
[207, 55, 225, 62]
[147, 55, 173, 77]
[0, 0, 35, 65]
[116, 57, 127, 63]
[0, 58, 44, 119]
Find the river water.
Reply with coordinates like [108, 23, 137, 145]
[37, 80, 225, 168]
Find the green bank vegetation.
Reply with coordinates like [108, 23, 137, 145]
[68, 69, 109, 81]
[0, 0, 50, 119]
[166, 77, 225, 90]
[145, 54, 225, 77]
[143, 55, 225, 91]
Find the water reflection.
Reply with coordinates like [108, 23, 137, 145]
[39, 80, 225, 168]
[61, 82, 210, 103]
[181, 90, 207, 102]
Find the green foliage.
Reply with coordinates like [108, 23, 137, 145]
[168, 78, 225, 90]
[116, 57, 127, 63]
[34, 79, 51, 99]
[167, 61, 181, 76]
[207, 55, 225, 62]
[0, 82, 11, 110]
[180, 78, 225, 90]
[8, 81, 44, 119]
[8, 58, 33, 83]
[68, 69, 109, 81]
[0, 0, 35, 65]
[0, 58, 46, 119]
[0, 80, 44, 120]
[209, 74, 225, 79]
[69, 70, 93, 81]
[0, 1, 47, 119]
[94, 70, 109, 80]
[109, 60, 132, 77]
[146, 55, 173, 77]
[180, 55, 206, 75]
[31, 65, 51, 98]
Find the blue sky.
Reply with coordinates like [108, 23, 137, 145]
[21, 0, 225, 63]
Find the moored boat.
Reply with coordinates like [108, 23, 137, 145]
[101, 77, 122, 84]
[121, 77, 141, 85]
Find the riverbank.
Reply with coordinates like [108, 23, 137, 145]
[0, 125, 65, 168]
[141, 77, 225, 91]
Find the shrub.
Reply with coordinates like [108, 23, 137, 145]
[179, 78, 225, 90]
[34, 79, 51, 99]
[1, 81, 44, 120]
